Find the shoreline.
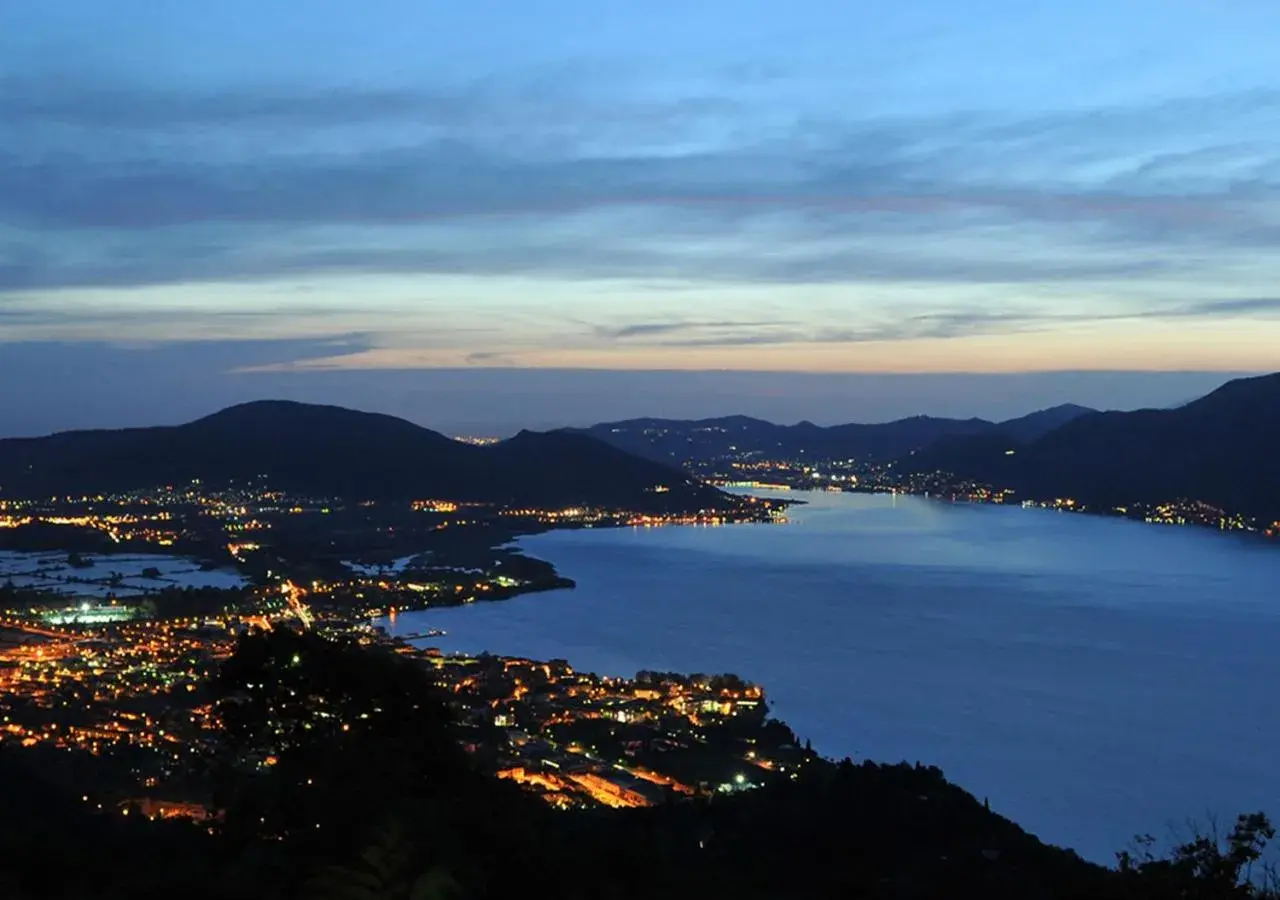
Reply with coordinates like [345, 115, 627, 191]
[371, 491, 1280, 862]
[753, 481, 1279, 546]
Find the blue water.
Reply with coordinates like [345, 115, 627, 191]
[384, 491, 1280, 861]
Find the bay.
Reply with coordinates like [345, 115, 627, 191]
[383, 490, 1280, 861]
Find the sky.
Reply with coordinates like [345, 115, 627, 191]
[3, 0, 1280, 435]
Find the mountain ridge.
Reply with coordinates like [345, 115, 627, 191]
[565, 403, 1099, 463]
[905, 372, 1280, 522]
[0, 400, 732, 513]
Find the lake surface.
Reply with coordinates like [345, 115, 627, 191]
[384, 491, 1280, 861]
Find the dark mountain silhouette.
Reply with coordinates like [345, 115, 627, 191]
[905, 373, 1280, 522]
[0, 401, 732, 512]
[567, 404, 1097, 463]
[993, 403, 1097, 444]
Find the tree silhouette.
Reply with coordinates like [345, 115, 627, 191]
[305, 822, 462, 900]
[1118, 812, 1278, 899]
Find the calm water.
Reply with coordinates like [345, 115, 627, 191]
[385, 491, 1280, 860]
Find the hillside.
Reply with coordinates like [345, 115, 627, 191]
[905, 373, 1280, 522]
[0, 401, 732, 513]
[567, 404, 1096, 464]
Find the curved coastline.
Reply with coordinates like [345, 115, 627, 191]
[381, 488, 1280, 861]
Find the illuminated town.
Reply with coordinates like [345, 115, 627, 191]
[689, 454, 1279, 537]
[0, 579, 806, 817]
[0, 478, 798, 821]
[433, 653, 812, 809]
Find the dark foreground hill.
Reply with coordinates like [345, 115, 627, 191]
[0, 401, 731, 512]
[906, 372, 1280, 522]
[3, 629, 1270, 900]
[567, 404, 1096, 464]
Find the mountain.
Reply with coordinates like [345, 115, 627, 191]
[0, 401, 732, 512]
[566, 405, 1097, 464]
[905, 373, 1280, 522]
[992, 404, 1097, 444]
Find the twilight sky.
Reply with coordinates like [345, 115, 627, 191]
[3, 1, 1279, 435]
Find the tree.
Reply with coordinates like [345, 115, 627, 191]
[211, 630, 464, 851]
[1118, 812, 1278, 899]
[305, 822, 462, 900]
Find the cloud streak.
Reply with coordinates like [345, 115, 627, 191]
[2, 83, 1276, 308]
[597, 320, 794, 339]
[596, 299, 1280, 349]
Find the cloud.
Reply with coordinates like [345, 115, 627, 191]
[2, 135, 1262, 235]
[653, 330, 812, 347]
[624, 300, 1280, 348]
[0, 70, 744, 134]
[1172, 297, 1280, 317]
[464, 350, 514, 365]
[597, 320, 793, 339]
[0, 79, 457, 129]
[5, 76, 1277, 221]
[0, 293, 382, 343]
[0, 210, 1211, 296]
[2, 70, 1280, 357]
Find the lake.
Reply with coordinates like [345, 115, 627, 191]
[383, 490, 1280, 861]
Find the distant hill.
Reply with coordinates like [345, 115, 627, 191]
[0, 401, 732, 512]
[566, 404, 1097, 463]
[905, 373, 1280, 521]
[993, 404, 1097, 444]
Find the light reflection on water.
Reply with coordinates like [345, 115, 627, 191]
[384, 491, 1280, 861]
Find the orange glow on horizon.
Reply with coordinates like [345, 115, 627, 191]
[239, 319, 1280, 375]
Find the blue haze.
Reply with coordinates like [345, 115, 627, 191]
[387, 491, 1280, 861]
